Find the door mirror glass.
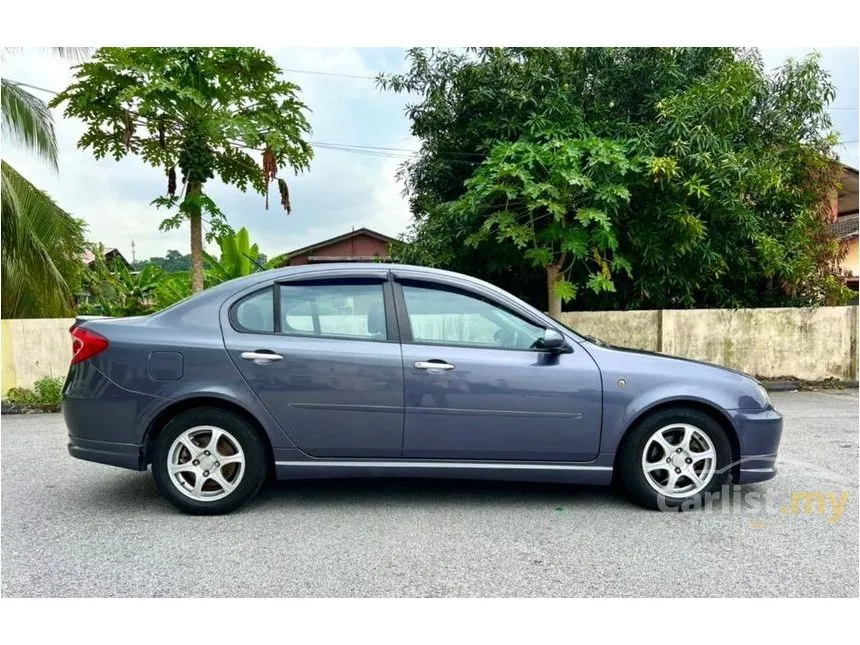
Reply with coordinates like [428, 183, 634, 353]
[539, 328, 568, 352]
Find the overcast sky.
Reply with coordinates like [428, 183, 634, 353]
[3, 47, 858, 262]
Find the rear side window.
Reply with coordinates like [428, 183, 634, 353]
[234, 288, 275, 333]
[231, 282, 388, 341]
[280, 282, 387, 340]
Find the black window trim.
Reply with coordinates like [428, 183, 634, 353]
[228, 277, 399, 343]
[392, 278, 571, 354]
[230, 286, 277, 335]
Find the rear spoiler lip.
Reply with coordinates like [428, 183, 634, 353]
[71, 315, 109, 330]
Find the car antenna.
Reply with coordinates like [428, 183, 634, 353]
[244, 252, 268, 272]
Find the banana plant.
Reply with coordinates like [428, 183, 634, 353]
[203, 227, 288, 286]
[203, 227, 260, 283]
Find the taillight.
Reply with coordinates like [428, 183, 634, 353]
[70, 326, 109, 365]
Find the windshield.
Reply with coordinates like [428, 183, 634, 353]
[552, 316, 608, 346]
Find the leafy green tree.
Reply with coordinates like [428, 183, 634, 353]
[455, 136, 641, 317]
[1, 49, 89, 318]
[133, 249, 192, 273]
[52, 47, 313, 294]
[381, 48, 849, 312]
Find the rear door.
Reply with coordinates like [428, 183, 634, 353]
[394, 279, 602, 462]
[221, 277, 404, 458]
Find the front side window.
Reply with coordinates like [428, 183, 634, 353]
[401, 283, 544, 350]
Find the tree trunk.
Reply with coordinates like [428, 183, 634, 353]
[187, 181, 204, 293]
[546, 263, 562, 320]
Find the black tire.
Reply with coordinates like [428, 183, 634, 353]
[151, 408, 268, 515]
[618, 407, 732, 512]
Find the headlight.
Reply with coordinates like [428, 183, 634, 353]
[753, 382, 772, 408]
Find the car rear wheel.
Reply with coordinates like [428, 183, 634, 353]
[618, 407, 732, 511]
[151, 408, 268, 515]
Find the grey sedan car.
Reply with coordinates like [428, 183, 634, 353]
[63, 263, 783, 515]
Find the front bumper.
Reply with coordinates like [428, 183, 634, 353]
[731, 406, 784, 484]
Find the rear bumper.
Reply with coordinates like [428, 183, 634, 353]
[68, 435, 145, 471]
[732, 406, 784, 484]
[63, 374, 148, 471]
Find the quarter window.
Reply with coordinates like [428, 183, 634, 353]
[234, 288, 275, 333]
[401, 283, 544, 350]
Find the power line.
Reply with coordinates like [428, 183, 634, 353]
[7, 77, 859, 154]
[282, 67, 377, 81]
[13, 77, 859, 111]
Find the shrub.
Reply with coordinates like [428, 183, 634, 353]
[5, 376, 65, 412]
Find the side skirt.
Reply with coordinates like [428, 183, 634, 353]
[274, 458, 614, 486]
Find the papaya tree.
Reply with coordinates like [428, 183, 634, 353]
[51, 47, 313, 293]
[455, 134, 642, 317]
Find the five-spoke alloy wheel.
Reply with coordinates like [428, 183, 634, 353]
[167, 426, 246, 502]
[641, 423, 716, 498]
[152, 408, 267, 515]
[619, 407, 732, 511]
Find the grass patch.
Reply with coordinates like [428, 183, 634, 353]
[4, 376, 65, 412]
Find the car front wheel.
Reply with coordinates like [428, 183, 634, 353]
[151, 408, 268, 515]
[618, 407, 732, 511]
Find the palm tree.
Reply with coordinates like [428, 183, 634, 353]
[1, 48, 89, 318]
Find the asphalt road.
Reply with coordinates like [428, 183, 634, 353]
[1, 390, 857, 597]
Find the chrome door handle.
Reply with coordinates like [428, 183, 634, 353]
[414, 361, 455, 371]
[241, 351, 284, 362]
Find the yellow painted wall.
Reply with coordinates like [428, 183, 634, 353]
[841, 238, 859, 277]
[1, 318, 74, 395]
[559, 305, 858, 381]
[1, 320, 16, 392]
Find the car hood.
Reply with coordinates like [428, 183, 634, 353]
[578, 335, 758, 383]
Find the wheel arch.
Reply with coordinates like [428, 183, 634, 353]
[143, 396, 275, 472]
[612, 398, 741, 481]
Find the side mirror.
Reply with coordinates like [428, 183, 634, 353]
[539, 328, 568, 353]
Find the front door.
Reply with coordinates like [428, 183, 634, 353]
[396, 281, 602, 462]
[221, 278, 404, 458]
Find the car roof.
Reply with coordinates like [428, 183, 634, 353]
[213, 262, 494, 289]
[153, 263, 583, 341]
[155, 263, 494, 316]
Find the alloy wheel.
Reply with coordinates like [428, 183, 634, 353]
[167, 425, 246, 502]
[640, 423, 717, 498]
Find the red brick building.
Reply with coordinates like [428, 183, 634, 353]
[277, 227, 396, 267]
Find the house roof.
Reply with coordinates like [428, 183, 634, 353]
[81, 247, 120, 265]
[284, 227, 397, 258]
[830, 212, 859, 239]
